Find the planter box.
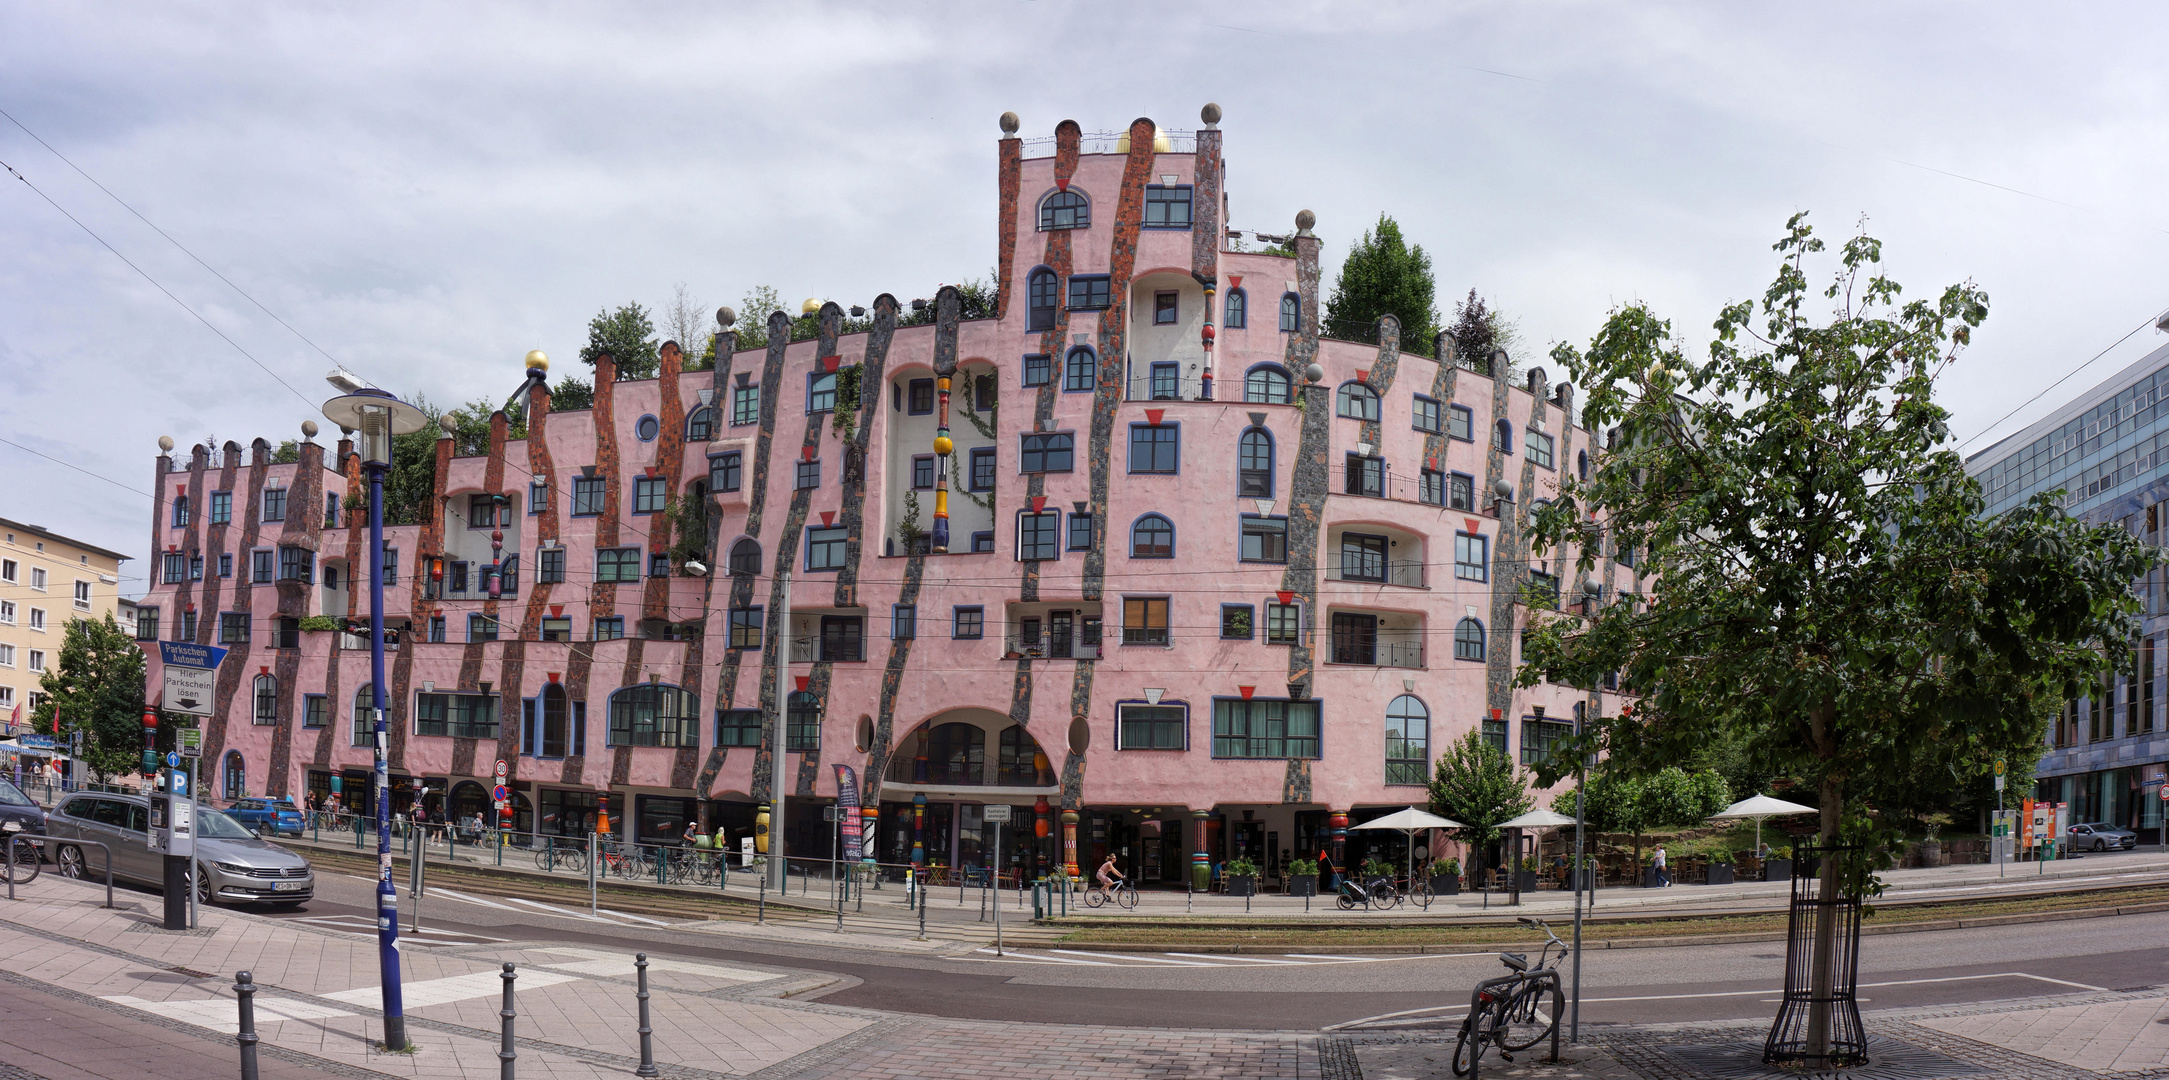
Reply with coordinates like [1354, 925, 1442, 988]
[1569, 869, 1597, 892]
[1764, 858, 1791, 882]
[1287, 874, 1317, 897]
[1227, 877, 1257, 897]
[1430, 874, 1461, 896]
[1704, 864, 1734, 885]
[1514, 869, 1538, 893]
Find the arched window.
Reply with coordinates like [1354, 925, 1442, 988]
[1385, 695, 1429, 785]
[171, 495, 190, 528]
[1038, 190, 1089, 231]
[253, 674, 278, 725]
[608, 684, 696, 748]
[1027, 268, 1058, 332]
[1243, 364, 1291, 404]
[1065, 346, 1096, 391]
[686, 406, 715, 441]
[1454, 618, 1486, 662]
[1577, 449, 1589, 480]
[352, 683, 378, 747]
[925, 722, 984, 785]
[1238, 428, 1274, 497]
[729, 538, 761, 576]
[1130, 514, 1174, 558]
[1279, 292, 1301, 332]
[1495, 418, 1514, 453]
[997, 725, 1048, 785]
[1337, 382, 1380, 421]
[539, 682, 571, 758]
[1224, 288, 1247, 329]
[222, 750, 246, 799]
[785, 691, 822, 751]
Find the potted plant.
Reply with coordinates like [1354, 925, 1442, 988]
[1430, 857, 1461, 896]
[1764, 847, 1792, 882]
[299, 616, 341, 634]
[1360, 857, 1396, 891]
[1286, 857, 1318, 896]
[1566, 854, 1597, 893]
[1225, 856, 1260, 897]
[1704, 848, 1736, 886]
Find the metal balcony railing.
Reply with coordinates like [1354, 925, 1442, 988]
[1328, 634, 1425, 669]
[1002, 633, 1101, 661]
[1326, 557, 1427, 589]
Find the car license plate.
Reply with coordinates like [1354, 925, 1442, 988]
[273, 880, 305, 891]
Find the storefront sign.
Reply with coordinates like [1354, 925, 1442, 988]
[832, 764, 864, 861]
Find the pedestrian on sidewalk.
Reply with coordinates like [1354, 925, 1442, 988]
[1654, 845, 1671, 887]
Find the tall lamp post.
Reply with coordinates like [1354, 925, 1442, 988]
[322, 373, 429, 1053]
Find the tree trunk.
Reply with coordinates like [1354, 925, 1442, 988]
[1805, 704, 1842, 1069]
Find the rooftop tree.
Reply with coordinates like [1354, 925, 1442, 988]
[1521, 213, 2156, 1066]
[1322, 215, 1440, 355]
[579, 302, 660, 380]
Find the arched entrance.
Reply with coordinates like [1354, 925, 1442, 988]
[879, 708, 1060, 880]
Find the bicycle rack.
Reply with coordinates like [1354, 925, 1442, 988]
[1465, 968, 1563, 1080]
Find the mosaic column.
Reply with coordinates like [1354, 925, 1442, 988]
[931, 371, 953, 552]
[1062, 809, 1079, 878]
[1199, 279, 1217, 400]
[1192, 809, 1212, 892]
[860, 805, 878, 866]
[1328, 808, 1350, 889]
[911, 792, 926, 866]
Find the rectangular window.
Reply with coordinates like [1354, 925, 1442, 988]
[0, 643, 11, 665]
[541, 617, 571, 642]
[178, 610, 197, 641]
[728, 607, 763, 649]
[1067, 275, 1111, 310]
[1122, 597, 1169, 645]
[807, 371, 837, 413]
[892, 603, 916, 640]
[1149, 360, 1178, 398]
[1266, 602, 1300, 645]
[1448, 404, 1473, 441]
[1066, 349, 1097, 391]
[1455, 533, 1488, 581]
[1017, 512, 1060, 561]
[1129, 424, 1179, 473]
[1119, 704, 1187, 750]
[210, 490, 232, 524]
[1153, 292, 1178, 325]
[1527, 429, 1556, 469]
[304, 695, 329, 729]
[1023, 353, 1051, 387]
[912, 455, 936, 490]
[732, 384, 760, 426]
[573, 476, 605, 516]
[326, 492, 340, 527]
[162, 553, 186, 584]
[219, 553, 233, 577]
[971, 530, 995, 554]
[278, 546, 314, 583]
[220, 612, 250, 645]
[1449, 472, 1475, 511]
[1143, 185, 1193, 228]
[1020, 433, 1075, 473]
[1526, 570, 1560, 608]
[795, 458, 821, 490]
[1220, 604, 1254, 640]
[0, 559, 11, 583]
[537, 547, 566, 583]
[1240, 516, 1288, 563]
[1341, 533, 1388, 582]
[529, 479, 548, 514]
[415, 693, 499, 739]
[1420, 469, 1444, 506]
[806, 526, 849, 571]
[1068, 512, 1094, 551]
[1482, 718, 1509, 757]
[1344, 453, 1384, 497]
[135, 606, 159, 641]
[593, 616, 625, 641]
[908, 379, 935, 414]
[1413, 396, 1442, 433]
[428, 615, 446, 642]
[717, 708, 762, 748]
[188, 553, 202, 581]
[261, 488, 287, 522]
[968, 446, 997, 491]
[819, 615, 864, 662]
[786, 695, 821, 752]
[1212, 698, 1320, 759]
[26, 649, 43, 672]
[649, 551, 672, 577]
[710, 451, 742, 492]
[2142, 637, 2157, 735]
[0, 600, 11, 625]
[469, 493, 499, 528]
[633, 476, 667, 514]
[1521, 718, 1572, 766]
[27, 608, 43, 632]
[597, 547, 640, 583]
[953, 606, 984, 639]
[251, 550, 273, 584]
[468, 614, 498, 642]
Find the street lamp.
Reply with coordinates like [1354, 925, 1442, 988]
[1571, 571, 1603, 1042]
[321, 380, 429, 1053]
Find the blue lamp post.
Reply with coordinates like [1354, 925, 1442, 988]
[322, 374, 430, 1053]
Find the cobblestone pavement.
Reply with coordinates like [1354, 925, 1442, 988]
[4, 872, 2169, 1080]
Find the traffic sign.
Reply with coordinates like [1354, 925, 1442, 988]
[165, 752, 181, 769]
[982, 804, 1012, 824]
[179, 728, 202, 758]
[158, 641, 229, 717]
[492, 784, 508, 802]
[2160, 783, 2168, 803]
[494, 758, 508, 779]
[1993, 757, 2007, 777]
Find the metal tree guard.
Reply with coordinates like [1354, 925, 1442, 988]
[1764, 843, 1867, 1069]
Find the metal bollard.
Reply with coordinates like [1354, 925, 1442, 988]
[234, 971, 261, 1080]
[634, 954, 659, 1078]
[757, 870, 766, 924]
[499, 963, 517, 1080]
[916, 882, 927, 939]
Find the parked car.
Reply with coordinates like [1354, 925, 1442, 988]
[224, 796, 305, 838]
[43, 791, 313, 906]
[0, 776, 46, 865]
[2066, 822, 2138, 852]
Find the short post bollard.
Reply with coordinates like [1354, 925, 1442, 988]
[634, 953, 659, 1078]
[917, 882, 928, 939]
[234, 970, 260, 1080]
[757, 869, 766, 924]
[499, 963, 517, 1080]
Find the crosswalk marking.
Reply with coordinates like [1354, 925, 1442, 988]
[531, 947, 773, 983]
[324, 969, 580, 1008]
[428, 886, 520, 911]
[1164, 952, 1305, 964]
[1049, 950, 1215, 966]
[100, 994, 353, 1033]
[974, 948, 1114, 966]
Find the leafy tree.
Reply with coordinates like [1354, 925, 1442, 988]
[1428, 729, 1534, 875]
[1521, 213, 2156, 1065]
[1322, 215, 1440, 355]
[1444, 288, 1522, 375]
[548, 377, 594, 411]
[658, 281, 712, 371]
[579, 302, 660, 380]
[1553, 766, 1731, 868]
[33, 614, 146, 779]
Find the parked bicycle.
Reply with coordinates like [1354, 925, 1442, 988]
[1084, 878, 1138, 909]
[2, 826, 40, 885]
[1336, 872, 1401, 910]
[1452, 916, 1567, 1076]
[534, 840, 589, 875]
[601, 841, 651, 880]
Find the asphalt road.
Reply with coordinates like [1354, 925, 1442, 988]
[211, 867, 2169, 1033]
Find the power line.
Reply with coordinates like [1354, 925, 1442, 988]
[0, 436, 152, 498]
[1956, 315, 2158, 453]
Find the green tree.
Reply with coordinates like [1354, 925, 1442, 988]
[1444, 288, 1522, 375]
[1322, 215, 1440, 355]
[1555, 766, 1731, 869]
[1428, 729, 1534, 876]
[33, 614, 146, 779]
[579, 302, 660, 380]
[1521, 213, 2156, 1065]
[548, 377, 594, 411]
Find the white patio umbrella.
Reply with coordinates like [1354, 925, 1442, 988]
[1495, 810, 1580, 902]
[1351, 807, 1463, 897]
[1709, 794, 1818, 854]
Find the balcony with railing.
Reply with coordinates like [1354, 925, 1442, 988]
[1323, 525, 1428, 589]
[1324, 607, 1426, 669]
[786, 610, 869, 663]
[1003, 601, 1103, 661]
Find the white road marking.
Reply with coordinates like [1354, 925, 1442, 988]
[503, 896, 628, 923]
[325, 969, 580, 1008]
[532, 947, 773, 982]
[427, 887, 520, 911]
[594, 907, 672, 926]
[973, 949, 1116, 966]
[1284, 953, 1422, 962]
[101, 994, 353, 1033]
[1164, 952, 1307, 964]
[1048, 949, 1215, 966]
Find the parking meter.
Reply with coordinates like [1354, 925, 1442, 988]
[150, 783, 194, 929]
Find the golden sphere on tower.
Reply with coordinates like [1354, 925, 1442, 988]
[525, 350, 549, 372]
[933, 435, 954, 456]
[800, 298, 822, 317]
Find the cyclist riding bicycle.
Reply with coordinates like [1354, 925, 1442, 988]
[1096, 853, 1125, 890]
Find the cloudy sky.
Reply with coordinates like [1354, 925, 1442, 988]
[4, 2, 2166, 586]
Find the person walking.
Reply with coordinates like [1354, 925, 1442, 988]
[1653, 844, 1671, 887]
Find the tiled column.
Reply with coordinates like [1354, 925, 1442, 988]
[1192, 809, 1211, 892]
[1328, 808, 1350, 889]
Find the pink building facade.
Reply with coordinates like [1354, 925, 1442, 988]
[138, 107, 1640, 886]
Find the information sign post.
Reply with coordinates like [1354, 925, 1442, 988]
[984, 804, 1012, 957]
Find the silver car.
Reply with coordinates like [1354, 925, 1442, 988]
[2067, 822, 2138, 852]
[44, 791, 314, 906]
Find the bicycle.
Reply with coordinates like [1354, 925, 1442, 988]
[603, 842, 651, 880]
[1084, 878, 1138, 909]
[534, 840, 589, 875]
[1335, 873, 1401, 910]
[1, 827, 39, 885]
[1451, 916, 1567, 1076]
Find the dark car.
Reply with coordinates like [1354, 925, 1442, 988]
[224, 797, 305, 838]
[0, 776, 46, 863]
[2067, 822, 2138, 852]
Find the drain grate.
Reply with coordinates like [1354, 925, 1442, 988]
[1665, 1035, 1987, 1080]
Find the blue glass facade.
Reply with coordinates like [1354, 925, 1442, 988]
[1966, 341, 2169, 838]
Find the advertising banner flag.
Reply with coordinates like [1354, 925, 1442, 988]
[832, 764, 864, 860]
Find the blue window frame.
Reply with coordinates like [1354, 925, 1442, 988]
[1065, 347, 1096, 391]
[1129, 423, 1179, 474]
[1039, 190, 1089, 230]
[209, 490, 231, 525]
[1413, 395, 1443, 434]
[1023, 353, 1051, 387]
[686, 406, 715, 441]
[529, 478, 548, 513]
[635, 414, 660, 442]
[709, 451, 741, 492]
[572, 476, 604, 516]
[649, 551, 671, 577]
[1448, 403, 1474, 441]
[1455, 618, 1486, 661]
[796, 458, 820, 489]
[1337, 382, 1381, 421]
[912, 454, 936, 490]
[1239, 515, 1287, 563]
[1153, 291, 1178, 325]
[468, 613, 498, 642]
[1420, 468, 1444, 506]
[1027, 269, 1058, 331]
[1224, 288, 1247, 329]
[1238, 428, 1273, 497]
[1495, 418, 1514, 454]
[1455, 532, 1488, 582]
[633, 476, 666, 513]
[970, 530, 995, 554]
[1068, 512, 1094, 551]
[908, 379, 934, 414]
[1067, 275, 1111, 310]
[1450, 472, 1475, 510]
[1020, 432, 1074, 473]
[1221, 604, 1255, 640]
[969, 446, 997, 490]
[597, 547, 640, 583]
[1243, 364, 1291, 404]
[1017, 511, 1060, 561]
[1149, 361, 1179, 400]
[1130, 514, 1174, 558]
[1280, 292, 1300, 332]
[808, 371, 837, 413]
[594, 616, 624, 640]
[732, 384, 760, 425]
[171, 495, 190, 527]
[892, 603, 916, 640]
[1143, 185, 1192, 228]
